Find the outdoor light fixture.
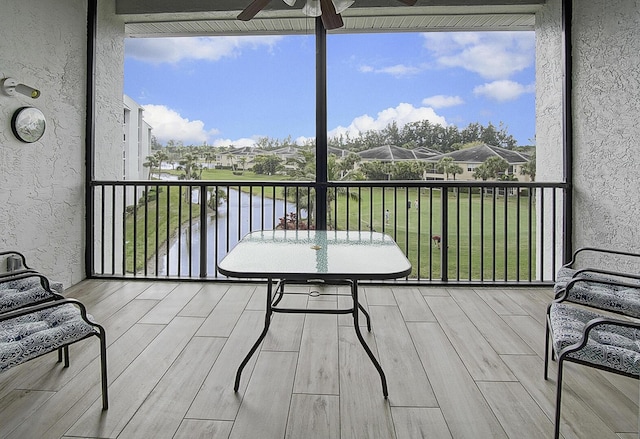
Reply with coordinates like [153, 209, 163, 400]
[1, 77, 41, 99]
[292, 0, 354, 16]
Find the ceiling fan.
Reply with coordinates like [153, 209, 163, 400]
[238, 0, 418, 30]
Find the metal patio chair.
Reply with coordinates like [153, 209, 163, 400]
[0, 298, 109, 410]
[544, 276, 640, 439]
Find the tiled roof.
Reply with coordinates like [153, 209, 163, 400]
[358, 145, 436, 161]
[427, 144, 530, 164]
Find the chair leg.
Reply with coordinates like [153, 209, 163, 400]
[554, 358, 565, 439]
[98, 330, 109, 410]
[544, 320, 550, 380]
[63, 346, 70, 367]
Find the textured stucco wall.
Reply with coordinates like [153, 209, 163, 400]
[0, 0, 125, 287]
[536, 0, 640, 271]
[535, 0, 564, 276]
[0, 0, 88, 286]
[571, 0, 640, 253]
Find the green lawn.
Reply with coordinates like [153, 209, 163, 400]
[125, 174, 536, 280]
[332, 187, 536, 281]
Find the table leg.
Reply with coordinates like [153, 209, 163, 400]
[271, 279, 285, 307]
[351, 280, 388, 398]
[358, 302, 372, 332]
[234, 278, 273, 392]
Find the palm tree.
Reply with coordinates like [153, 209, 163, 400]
[520, 152, 536, 181]
[436, 157, 458, 180]
[177, 152, 202, 180]
[154, 150, 169, 176]
[142, 155, 159, 179]
[238, 157, 247, 172]
[285, 150, 359, 229]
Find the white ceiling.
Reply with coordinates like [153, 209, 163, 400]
[117, 0, 544, 37]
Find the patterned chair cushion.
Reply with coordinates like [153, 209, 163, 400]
[0, 303, 96, 372]
[554, 267, 639, 293]
[549, 303, 640, 376]
[554, 268, 640, 319]
[0, 277, 64, 314]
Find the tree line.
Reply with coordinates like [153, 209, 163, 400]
[144, 120, 535, 181]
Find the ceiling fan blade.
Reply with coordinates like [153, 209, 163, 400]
[319, 0, 344, 30]
[397, 0, 417, 5]
[238, 0, 272, 21]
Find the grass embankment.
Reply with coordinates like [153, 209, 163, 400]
[124, 185, 201, 273]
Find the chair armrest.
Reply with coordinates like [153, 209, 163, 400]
[0, 250, 31, 271]
[0, 272, 54, 292]
[564, 247, 640, 269]
[556, 275, 640, 302]
[561, 314, 640, 356]
[573, 267, 640, 281]
[0, 268, 40, 280]
[0, 298, 98, 327]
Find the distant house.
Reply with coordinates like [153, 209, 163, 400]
[425, 144, 531, 181]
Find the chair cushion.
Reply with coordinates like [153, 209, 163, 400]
[555, 267, 640, 319]
[549, 303, 640, 376]
[0, 276, 63, 294]
[0, 277, 64, 313]
[554, 267, 639, 293]
[0, 303, 96, 372]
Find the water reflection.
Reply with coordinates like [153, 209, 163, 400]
[157, 187, 298, 276]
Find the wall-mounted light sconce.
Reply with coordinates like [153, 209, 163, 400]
[1, 77, 41, 99]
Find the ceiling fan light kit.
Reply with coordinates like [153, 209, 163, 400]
[238, 0, 413, 30]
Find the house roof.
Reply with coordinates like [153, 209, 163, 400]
[358, 145, 436, 161]
[328, 147, 349, 158]
[428, 144, 530, 165]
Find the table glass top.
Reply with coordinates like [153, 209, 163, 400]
[217, 230, 412, 280]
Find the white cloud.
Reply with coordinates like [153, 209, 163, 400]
[212, 137, 259, 148]
[126, 36, 283, 64]
[421, 31, 535, 80]
[422, 95, 464, 108]
[142, 104, 218, 144]
[473, 80, 535, 102]
[329, 103, 447, 138]
[359, 63, 422, 77]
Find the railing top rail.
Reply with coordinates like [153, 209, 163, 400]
[91, 179, 566, 189]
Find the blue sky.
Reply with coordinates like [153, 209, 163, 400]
[125, 31, 535, 147]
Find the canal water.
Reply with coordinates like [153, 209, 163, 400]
[156, 187, 298, 276]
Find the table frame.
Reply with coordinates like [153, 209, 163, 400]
[233, 277, 389, 396]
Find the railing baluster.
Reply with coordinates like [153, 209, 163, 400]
[199, 182, 208, 278]
[504, 185, 508, 281]
[468, 186, 473, 282]
[455, 187, 460, 281]
[440, 186, 448, 282]
[516, 188, 521, 282]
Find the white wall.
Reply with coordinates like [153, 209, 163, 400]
[536, 0, 640, 271]
[123, 94, 152, 180]
[0, 0, 125, 287]
[535, 0, 564, 277]
[571, 0, 640, 255]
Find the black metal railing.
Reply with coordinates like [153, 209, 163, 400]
[89, 180, 567, 285]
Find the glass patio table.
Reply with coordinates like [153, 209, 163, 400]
[217, 229, 413, 398]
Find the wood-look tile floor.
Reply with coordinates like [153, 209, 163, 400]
[0, 280, 637, 438]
